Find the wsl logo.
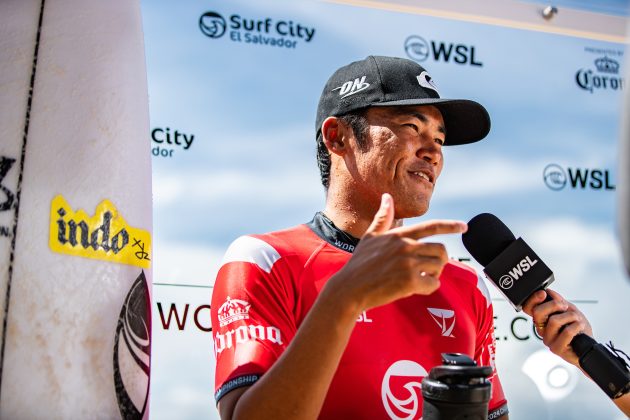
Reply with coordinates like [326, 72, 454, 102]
[404, 35, 483, 67]
[199, 11, 315, 50]
[543, 164, 615, 191]
[499, 256, 539, 290]
[575, 56, 625, 93]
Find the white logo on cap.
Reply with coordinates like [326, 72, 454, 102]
[416, 71, 439, 95]
[333, 76, 370, 98]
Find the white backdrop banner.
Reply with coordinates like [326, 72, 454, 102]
[142, 1, 629, 419]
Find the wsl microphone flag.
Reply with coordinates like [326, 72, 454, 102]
[462, 213, 630, 400]
[462, 213, 554, 311]
[483, 238, 553, 311]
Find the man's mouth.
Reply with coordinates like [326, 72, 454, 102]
[409, 170, 433, 184]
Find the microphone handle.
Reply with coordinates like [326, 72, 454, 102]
[540, 293, 592, 350]
[540, 292, 630, 399]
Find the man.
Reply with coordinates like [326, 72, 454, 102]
[212, 55, 507, 419]
[210, 55, 630, 419]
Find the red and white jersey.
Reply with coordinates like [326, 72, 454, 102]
[211, 213, 508, 419]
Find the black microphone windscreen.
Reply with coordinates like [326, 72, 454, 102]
[462, 213, 516, 267]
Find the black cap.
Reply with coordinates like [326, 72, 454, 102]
[315, 56, 491, 146]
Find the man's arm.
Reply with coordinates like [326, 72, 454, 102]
[523, 289, 630, 418]
[612, 394, 630, 418]
[217, 193, 467, 419]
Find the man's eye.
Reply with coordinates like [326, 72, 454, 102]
[435, 138, 445, 146]
[405, 123, 419, 132]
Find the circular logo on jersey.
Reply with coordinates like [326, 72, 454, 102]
[199, 11, 227, 38]
[499, 274, 514, 290]
[543, 163, 567, 191]
[404, 36, 430, 62]
[381, 360, 427, 420]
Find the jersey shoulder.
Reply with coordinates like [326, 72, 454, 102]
[220, 224, 325, 273]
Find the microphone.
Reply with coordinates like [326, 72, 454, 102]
[461, 213, 554, 312]
[462, 213, 630, 400]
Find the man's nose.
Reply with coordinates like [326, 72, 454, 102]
[416, 136, 441, 166]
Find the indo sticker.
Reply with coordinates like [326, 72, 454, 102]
[49, 195, 151, 268]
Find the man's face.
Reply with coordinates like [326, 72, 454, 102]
[348, 105, 445, 219]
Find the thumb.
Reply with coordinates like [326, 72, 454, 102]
[365, 193, 395, 236]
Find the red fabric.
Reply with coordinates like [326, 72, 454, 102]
[211, 224, 507, 417]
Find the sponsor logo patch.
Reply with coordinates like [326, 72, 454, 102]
[416, 71, 439, 95]
[49, 195, 151, 268]
[218, 296, 251, 327]
[333, 76, 370, 99]
[427, 307, 456, 337]
[214, 325, 283, 356]
[381, 360, 427, 419]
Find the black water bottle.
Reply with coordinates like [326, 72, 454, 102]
[422, 353, 492, 419]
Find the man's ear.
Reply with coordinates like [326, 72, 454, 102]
[322, 116, 346, 156]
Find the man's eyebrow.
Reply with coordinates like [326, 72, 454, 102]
[394, 109, 446, 135]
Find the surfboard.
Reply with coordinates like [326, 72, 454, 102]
[0, 0, 152, 418]
[620, 50, 630, 278]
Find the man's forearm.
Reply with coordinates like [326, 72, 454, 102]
[612, 392, 630, 417]
[230, 282, 361, 419]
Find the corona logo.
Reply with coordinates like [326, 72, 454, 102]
[594, 56, 619, 74]
[218, 297, 251, 327]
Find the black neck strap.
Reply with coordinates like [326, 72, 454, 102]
[306, 212, 360, 253]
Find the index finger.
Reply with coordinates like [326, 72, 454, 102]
[390, 219, 468, 240]
[522, 290, 548, 316]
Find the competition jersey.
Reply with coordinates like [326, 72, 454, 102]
[211, 212, 508, 419]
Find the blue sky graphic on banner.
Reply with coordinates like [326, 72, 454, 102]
[142, 1, 629, 418]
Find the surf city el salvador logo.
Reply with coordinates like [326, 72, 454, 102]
[49, 195, 151, 268]
[199, 10, 315, 49]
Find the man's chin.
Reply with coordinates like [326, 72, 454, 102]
[394, 202, 430, 219]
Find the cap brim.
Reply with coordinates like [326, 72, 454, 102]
[371, 98, 491, 146]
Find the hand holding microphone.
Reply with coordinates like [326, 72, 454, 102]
[522, 288, 593, 367]
[461, 213, 630, 400]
